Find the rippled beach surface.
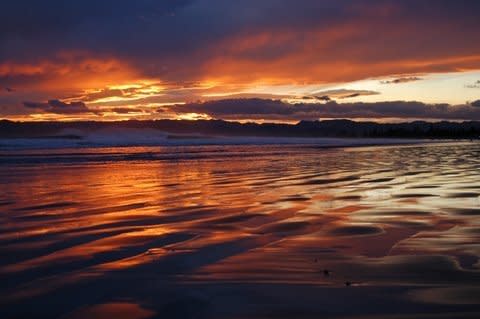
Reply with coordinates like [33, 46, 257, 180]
[1, 142, 480, 318]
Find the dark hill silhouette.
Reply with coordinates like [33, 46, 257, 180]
[1, 119, 480, 139]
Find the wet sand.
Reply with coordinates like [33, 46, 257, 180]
[0, 142, 479, 318]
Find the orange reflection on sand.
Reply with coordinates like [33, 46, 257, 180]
[1, 143, 480, 317]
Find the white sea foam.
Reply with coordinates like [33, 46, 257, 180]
[0, 127, 432, 150]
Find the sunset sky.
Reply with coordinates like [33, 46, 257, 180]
[1, 0, 480, 122]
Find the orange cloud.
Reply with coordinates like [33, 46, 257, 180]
[0, 51, 140, 92]
[2, 1, 480, 122]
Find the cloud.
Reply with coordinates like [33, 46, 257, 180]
[81, 89, 126, 102]
[1, 0, 480, 90]
[380, 76, 423, 84]
[314, 95, 331, 102]
[171, 98, 480, 121]
[2, 1, 480, 120]
[465, 80, 480, 89]
[70, 83, 164, 103]
[311, 89, 380, 100]
[23, 99, 93, 114]
[471, 100, 480, 107]
[110, 107, 145, 114]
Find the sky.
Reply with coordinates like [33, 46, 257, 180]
[0, 0, 480, 122]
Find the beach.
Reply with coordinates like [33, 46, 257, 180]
[1, 141, 479, 318]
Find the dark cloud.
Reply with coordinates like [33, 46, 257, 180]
[380, 77, 423, 84]
[171, 98, 480, 121]
[110, 107, 144, 114]
[311, 89, 380, 100]
[23, 99, 92, 114]
[315, 96, 331, 102]
[471, 100, 480, 107]
[1, 0, 480, 86]
[342, 93, 364, 99]
[465, 81, 480, 89]
[2, 1, 480, 120]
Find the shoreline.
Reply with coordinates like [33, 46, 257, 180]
[0, 135, 470, 151]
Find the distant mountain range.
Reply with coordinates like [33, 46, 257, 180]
[1, 119, 480, 139]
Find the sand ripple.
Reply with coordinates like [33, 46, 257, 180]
[1, 142, 479, 318]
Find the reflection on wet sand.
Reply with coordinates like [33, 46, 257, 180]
[0, 142, 479, 318]
[68, 302, 154, 319]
